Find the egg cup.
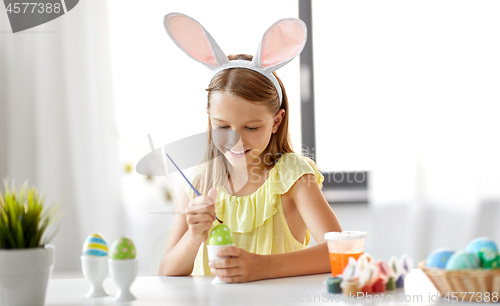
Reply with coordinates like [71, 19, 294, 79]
[108, 258, 138, 302]
[80, 255, 108, 298]
[207, 244, 234, 284]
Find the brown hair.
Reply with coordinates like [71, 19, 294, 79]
[189, 54, 314, 197]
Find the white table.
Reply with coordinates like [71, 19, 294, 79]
[46, 269, 456, 305]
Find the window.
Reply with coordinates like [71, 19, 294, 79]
[309, 0, 500, 204]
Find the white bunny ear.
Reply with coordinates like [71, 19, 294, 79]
[252, 18, 307, 72]
[164, 13, 229, 70]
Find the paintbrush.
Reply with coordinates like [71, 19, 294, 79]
[165, 153, 222, 224]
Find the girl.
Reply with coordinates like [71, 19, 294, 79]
[159, 13, 342, 282]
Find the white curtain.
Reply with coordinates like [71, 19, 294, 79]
[0, 1, 126, 274]
[1, 0, 302, 275]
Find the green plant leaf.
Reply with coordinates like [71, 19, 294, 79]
[15, 221, 24, 248]
[0, 179, 61, 249]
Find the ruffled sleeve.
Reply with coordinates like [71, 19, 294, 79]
[215, 152, 324, 234]
[269, 152, 324, 192]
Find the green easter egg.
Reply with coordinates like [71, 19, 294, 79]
[208, 224, 233, 246]
[481, 251, 500, 269]
[492, 258, 500, 269]
[110, 237, 136, 260]
[445, 250, 480, 270]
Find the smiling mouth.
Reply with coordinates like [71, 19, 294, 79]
[226, 148, 250, 155]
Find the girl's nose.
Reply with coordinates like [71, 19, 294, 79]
[226, 131, 247, 150]
[233, 135, 245, 149]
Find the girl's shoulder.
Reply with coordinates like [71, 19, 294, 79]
[271, 152, 324, 190]
[276, 152, 319, 168]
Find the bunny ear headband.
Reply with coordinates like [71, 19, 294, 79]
[163, 12, 307, 105]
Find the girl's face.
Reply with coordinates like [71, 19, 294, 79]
[208, 91, 284, 169]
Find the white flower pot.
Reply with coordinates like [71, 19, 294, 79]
[0, 245, 55, 306]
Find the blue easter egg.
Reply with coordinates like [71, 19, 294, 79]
[466, 237, 499, 269]
[445, 250, 480, 270]
[82, 233, 108, 257]
[425, 248, 455, 269]
[466, 237, 498, 254]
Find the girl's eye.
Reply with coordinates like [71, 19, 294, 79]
[215, 125, 258, 131]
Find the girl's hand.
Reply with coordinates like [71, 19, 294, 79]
[208, 246, 267, 283]
[185, 188, 217, 245]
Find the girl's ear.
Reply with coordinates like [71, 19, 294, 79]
[252, 18, 307, 72]
[272, 109, 286, 133]
[164, 13, 229, 70]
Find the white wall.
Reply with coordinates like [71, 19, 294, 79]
[330, 198, 500, 266]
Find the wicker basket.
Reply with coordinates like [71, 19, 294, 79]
[419, 261, 500, 302]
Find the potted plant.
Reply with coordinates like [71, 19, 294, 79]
[0, 180, 61, 306]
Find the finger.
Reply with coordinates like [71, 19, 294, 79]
[217, 275, 242, 283]
[191, 202, 215, 219]
[216, 246, 241, 258]
[211, 267, 244, 277]
[209, 257, 240, 269]
[186, 214, 212, 224]
[188, 195, 214, 208]
[190, 222, 212, 232]
[207, 187, 218, 204]
[186, 208, 215, 223]
[185, 204, 214, 215]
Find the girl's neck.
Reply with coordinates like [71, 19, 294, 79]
[226, 160, 270, 194]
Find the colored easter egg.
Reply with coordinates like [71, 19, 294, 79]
[466, 237, 499, 269]
[491, 256, 500, 269]
[425, 249, 455, 269]
[481, 251, 500, 269]
[82, 233, 108, 257]
[445, 250, 480, 270]
[208, 224, 233, 246]
[110, 237, 136, 260]
[466, 237, 498, 254]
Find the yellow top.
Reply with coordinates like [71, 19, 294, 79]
[181, 152, 324, 276]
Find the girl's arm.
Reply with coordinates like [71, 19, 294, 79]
[210, 173, 342, 282]
[213, 243, 331, 281]
[262, 173, 342, 278]
[292, 172, 343, 242]
[158, 187, 217, 276]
